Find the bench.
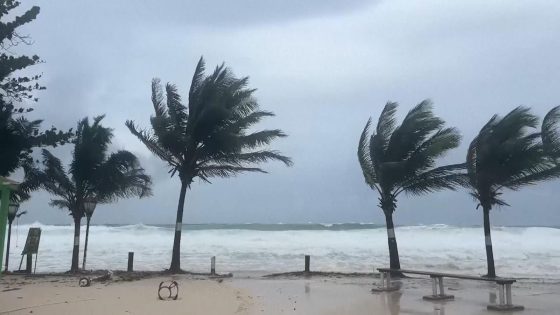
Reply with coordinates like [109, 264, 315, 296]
[374, 268, 524, 312]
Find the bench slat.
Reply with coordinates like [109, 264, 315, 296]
[378, 268, 516, 283]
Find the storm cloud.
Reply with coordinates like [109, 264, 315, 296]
[15, 0, 560, 226]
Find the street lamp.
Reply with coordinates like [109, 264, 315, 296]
[4, 202, 19, 272]
[83, 200, 97, 217]
[8, 203, 20, 220]
[82, 199, 97, 270]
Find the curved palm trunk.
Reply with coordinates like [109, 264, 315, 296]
[4, 222, 12, 272]
[384, 212, 402, 277]
[483, 206, 496, 278]
[169, 182, 188, 273]
[82, 215, 91, 270]
[71, 215, 82, 272]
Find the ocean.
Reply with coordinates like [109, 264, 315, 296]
[4, 223, 560, 279]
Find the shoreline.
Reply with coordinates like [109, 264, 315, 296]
[2, 271, 559, 314]
[4, 269, 559, 283]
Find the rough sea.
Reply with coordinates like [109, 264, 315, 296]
[5, 223, 560, 279]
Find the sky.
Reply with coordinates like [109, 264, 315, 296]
[11, 0, 560, 226]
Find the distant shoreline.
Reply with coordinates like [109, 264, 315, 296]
[13, 222, 560, 229]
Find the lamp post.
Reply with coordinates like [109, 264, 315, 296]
[82, 199, 97, 270]
[4, 203, 20, 272]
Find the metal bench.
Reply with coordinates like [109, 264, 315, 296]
[374, 268, 524, 312]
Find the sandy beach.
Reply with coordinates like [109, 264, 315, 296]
[1, 273, 559, 315]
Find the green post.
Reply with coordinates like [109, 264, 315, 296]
[0, 185, 11, 275]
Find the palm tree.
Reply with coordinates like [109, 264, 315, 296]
[358, 100, 465, 275]
[466, 107, 560, 278]
[126, 57, 292, 273]
[35, 115, 151, 272]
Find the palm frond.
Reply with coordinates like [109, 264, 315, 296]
[542, 106, 560, 159]
[386, 100, 444, 162]
[374, 102, 398, 155]
[197, 165, 266, 183]
[359, 100, 462, 200]
[234, 129, 287, 150]
[71, 115, 113, 188]
[11, 162, 44, 202]
[405, 127, 461, 175]
[399, 163, 468, 196]
[221, 111, 275, 134]
[189, 56, 206, 106]
[466, 106, 560, 209]
[41, 149, 75, 196]
[125, 120, 181, 168]
[95, 150, 152, 202]
[49, 199, 72, 210]
[357, 118, 377, 189]
[501, 163, 560, 190]
[202, 150, 292, 167]
[151, 78, 167, 117]
[165, 83, 188, 132]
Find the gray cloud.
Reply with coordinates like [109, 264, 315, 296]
[15, 0, 560, 226]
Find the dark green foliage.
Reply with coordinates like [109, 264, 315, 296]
[466, 106, 560, 277]
[0, 103, 72, 177]
[467, 107, 560, 209]
[127, 57, 292, 272]
[37, 116, 152, 215]
[0, 0, 44, 104]
[127, 59, 292, 183]
[358, 100, 465, 273]
[358, 100, 465, 209]
[31, 116, 152, 271]
[0, 1, 72, 182]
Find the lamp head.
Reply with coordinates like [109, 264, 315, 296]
[8, 203, 19, 216]
[83, 199, 97, 216]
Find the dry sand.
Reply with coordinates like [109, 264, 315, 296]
[1, 273, 559, 314]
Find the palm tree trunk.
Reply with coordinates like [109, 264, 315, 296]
[71, 215, 82, 272]
[4, 222, 12, 272]
[382, 211, 404, 278]
[82, 215, 91, 270]
[169, 181, 188, 273]
[483, 205, 496, 277]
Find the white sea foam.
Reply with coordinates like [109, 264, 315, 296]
[4, 223, 560, 279]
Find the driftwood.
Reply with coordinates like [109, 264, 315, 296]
[79, 270, 113, 287]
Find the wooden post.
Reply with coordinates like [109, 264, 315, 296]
[25, 254, 32, 273]
[127, 252, 134, 272]
[304, 255, 310, 273]
[210, 256, 216, 275]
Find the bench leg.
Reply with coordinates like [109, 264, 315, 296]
[423, 277, 454, 301]
[371, 271, 400, 292]
[487, 283, 524, 311]
[506, 284, 512, 305]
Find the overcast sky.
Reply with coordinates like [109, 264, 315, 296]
[12, 0, 560, 226]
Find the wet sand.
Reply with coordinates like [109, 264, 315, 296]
[1, 273, 559, 314]
[237, 276, 560, 314]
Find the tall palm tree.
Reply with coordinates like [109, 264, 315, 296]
[466, 107, 560, 278]
[126, 57, 292, 273]
[35, 115, 151, 272]
[358, 100, 465, 275]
